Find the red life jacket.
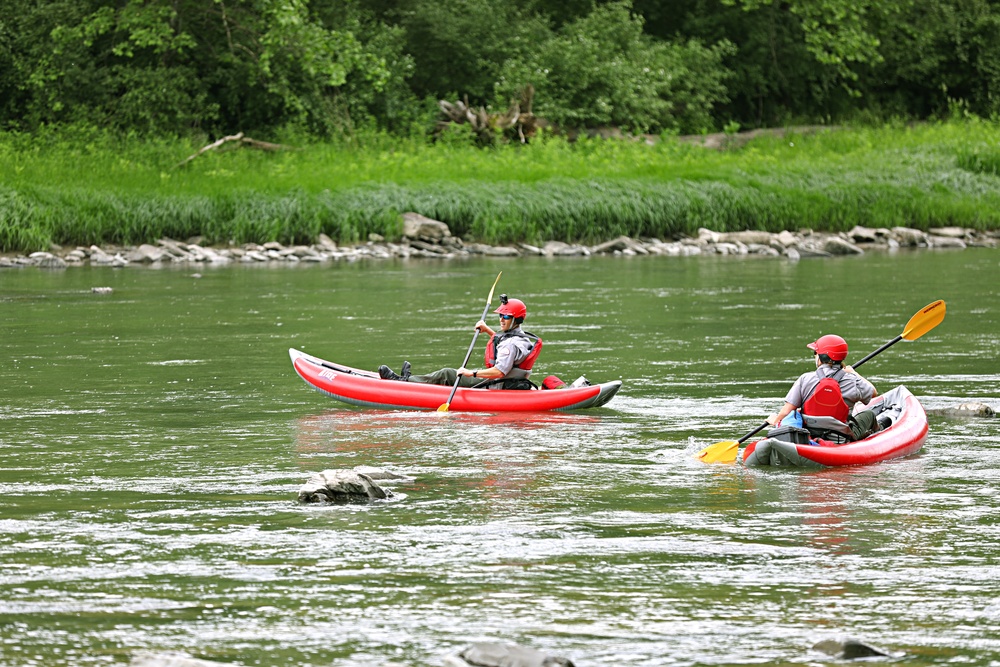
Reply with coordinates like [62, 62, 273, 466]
[484, 330, 542, 371]
[802, 368, 850, 422]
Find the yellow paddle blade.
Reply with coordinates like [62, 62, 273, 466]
[486, 271, 502, 304]
[695, 440, 739, 464]
[902, 299, 946, 341]
[437, 403, 450, 412]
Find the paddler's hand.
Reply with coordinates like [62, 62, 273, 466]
[457, 367, 474, 377]
[474, 319, 492, 335]
[766, 413, 780, 426]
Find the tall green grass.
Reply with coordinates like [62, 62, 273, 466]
[2, 120, 999, 252]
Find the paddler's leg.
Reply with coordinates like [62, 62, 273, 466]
[378, 361, 412, 381]
[847, 410, 879, 440]
[407, 367, 480, 387]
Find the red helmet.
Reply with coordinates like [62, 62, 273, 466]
[807, 334, 848, 361]
[495, 297, 527, 321]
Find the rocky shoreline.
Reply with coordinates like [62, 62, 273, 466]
[2, 212, 997, 269]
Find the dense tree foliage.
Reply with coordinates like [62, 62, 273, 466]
[0, 0, 998, 139]
[494, 2, 734, 134]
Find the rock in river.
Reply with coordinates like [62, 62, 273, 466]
[297, 469, 395, 503]
[445, 642, 575, 667]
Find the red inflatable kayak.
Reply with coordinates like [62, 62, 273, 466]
[741, 385, 927, 467]
[289, 348, 622, 412]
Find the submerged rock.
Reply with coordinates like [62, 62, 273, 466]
[297, 468, 400, 503]
[131, 653, 238, 667]
[813, 637, 896, 660]
[446, 642, 575, 667]
[927, 402, 996, 418]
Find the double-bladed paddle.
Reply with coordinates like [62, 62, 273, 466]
[437, 271, 503, 412]
[695, 299, 947, 464]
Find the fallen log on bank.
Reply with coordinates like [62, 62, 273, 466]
[175, 132, 292, 168]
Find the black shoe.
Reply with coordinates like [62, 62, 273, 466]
[378, 364, 402, 381]
[400, 361, 411, 381]
[878, 416, 893, 431]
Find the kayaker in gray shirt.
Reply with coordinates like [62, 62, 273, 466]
[378, 296, 541, 388]
[766, 334, 885, 441]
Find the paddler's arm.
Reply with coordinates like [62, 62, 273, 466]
[843, 364, 878, 398]
[457, 321, 501, 379]
[767, 402, 797, 426]
[458, 366, 504, 380]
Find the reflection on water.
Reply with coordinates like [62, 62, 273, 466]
[1, 251, 999, 666]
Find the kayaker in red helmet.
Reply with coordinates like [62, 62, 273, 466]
[766, 334, 887, 441]
[378, 294, 542, 388]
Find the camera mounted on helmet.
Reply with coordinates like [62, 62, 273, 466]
[494, 294, 527, 323]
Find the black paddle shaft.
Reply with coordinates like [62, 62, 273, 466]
[852, 335, 903, 370]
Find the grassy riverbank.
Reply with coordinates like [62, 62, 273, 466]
[2, 120, 1000, 253]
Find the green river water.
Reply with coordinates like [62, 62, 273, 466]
[1, 249, 999, 667]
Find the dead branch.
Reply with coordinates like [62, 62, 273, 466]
[436, 85, 538, 145]
[176, 132, 294, 168]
